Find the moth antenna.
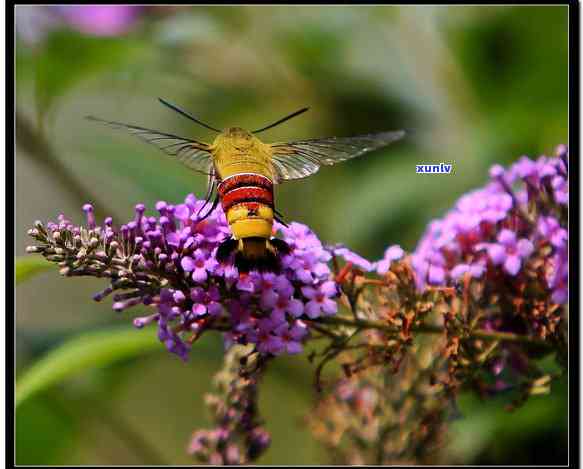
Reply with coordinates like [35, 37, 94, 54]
[158, 97, 221, 133]
[252, 107, 310, 134]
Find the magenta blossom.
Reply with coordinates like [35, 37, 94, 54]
[15, 5, 143, 44]
[301, 281, 339, 318]
[376, 244, 405, 275]
[27, 194, 345, 360]
[331, 245, 375, 272]
[182, 249, 218, 283]
[478, 229, 534, 276]
[56, 5, 141, 36]
[190, 287, 223, 317]
[274, 321, 309, 354]
[252, 318, 285, 355]
[410, 145, 568, 300]
[260, 289, 304, 321]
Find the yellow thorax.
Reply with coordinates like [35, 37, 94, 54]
[210, 127, 275, 180]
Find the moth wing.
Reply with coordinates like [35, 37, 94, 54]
[87, 116, 214, 176]
[270, 130, 405, 182]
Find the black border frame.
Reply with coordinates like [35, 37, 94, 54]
[5, 2, 580, 468]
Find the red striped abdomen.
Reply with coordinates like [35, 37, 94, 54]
[217, 173, 274, 239]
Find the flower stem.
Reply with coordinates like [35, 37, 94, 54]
[310, 316, 551, 349]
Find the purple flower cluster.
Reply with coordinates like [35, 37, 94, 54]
[189, 426, 270, 465]
[28, 194, 341, 360]
[410, 145, 568, 304]
[188, 345, 271, 464]
[309, 360, 450, 465]
[56, 5, 142, 36]
[16, 5, 142, 44]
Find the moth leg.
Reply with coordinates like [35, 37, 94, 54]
[196, 169, 217, 217]
[197, 194, 220, 222]
[273, 208, 289, 227]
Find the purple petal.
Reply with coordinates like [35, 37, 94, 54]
[497, 229, 516, 247]
[487, 244, 506, 265]
[181, 256, 195, 272]
[376, 259, 390, 275]
[236, 276, 256, 293]
[552, 288, 568, 304]
[313, 262, 331, 277]
[334, 247, 374, 271]
[513, 156, 537, 179]
[273, 322, 289, 336]
[321, 298, 337, 315]
[287, 299, 304, 317]
[300, 286, 317, 300]
[174, 204, 190, 220]
[450, 264, 469, 280]
[489, 164, 505, 179]
[223, 264, 239, 281]
[270, 309, 286, 324]
[320, 281, 338, 297]
[58, 5, 140, 36]
[192, 268, 208, 283]
[470, 263, 486, 278]
[173, 290, 186, 303]
[305, 301, 321, 318]
[491, 358, 505, 376]
[193, 248, 206, 261]
[192, 303, 207, 316]
[266, 336, 284, 355]
[517, 239, 534, 257]
[166, 232, 180, 247]
[208, 286, 221, 301]
[296, 269, 314, 284]
[385, 244, 405, 261]
[428, 265, 445, 285]
[285, 341, 303, 354]
[189, 287, 203, 302]
[290, 322, 308, 340]
[205, 257, 219, 272]
[550, 229, 567, 248]
[260, 290, 278, 309]
[551, 175, 565, 190]
[554, 190, 568, 205]
[274, 275, 293, 295]
[207, 302, 223, 316]
[503, 255, 522, 276]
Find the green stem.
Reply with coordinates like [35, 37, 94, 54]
[469, 329, 549, 347]
[310, 316, 551, 349]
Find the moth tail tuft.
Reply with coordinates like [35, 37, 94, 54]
[218, 237, 291, 273]
[216, 237, 239, 263]
[269, 237, 292, 257]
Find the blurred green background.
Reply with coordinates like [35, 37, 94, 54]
[15, 5, 568, 465]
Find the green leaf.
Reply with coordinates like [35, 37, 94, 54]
[35, 30, 143, 125]
[16, 394, 76, 465]
[16, 326, 161, 408]
[15, 256, 53, 284]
